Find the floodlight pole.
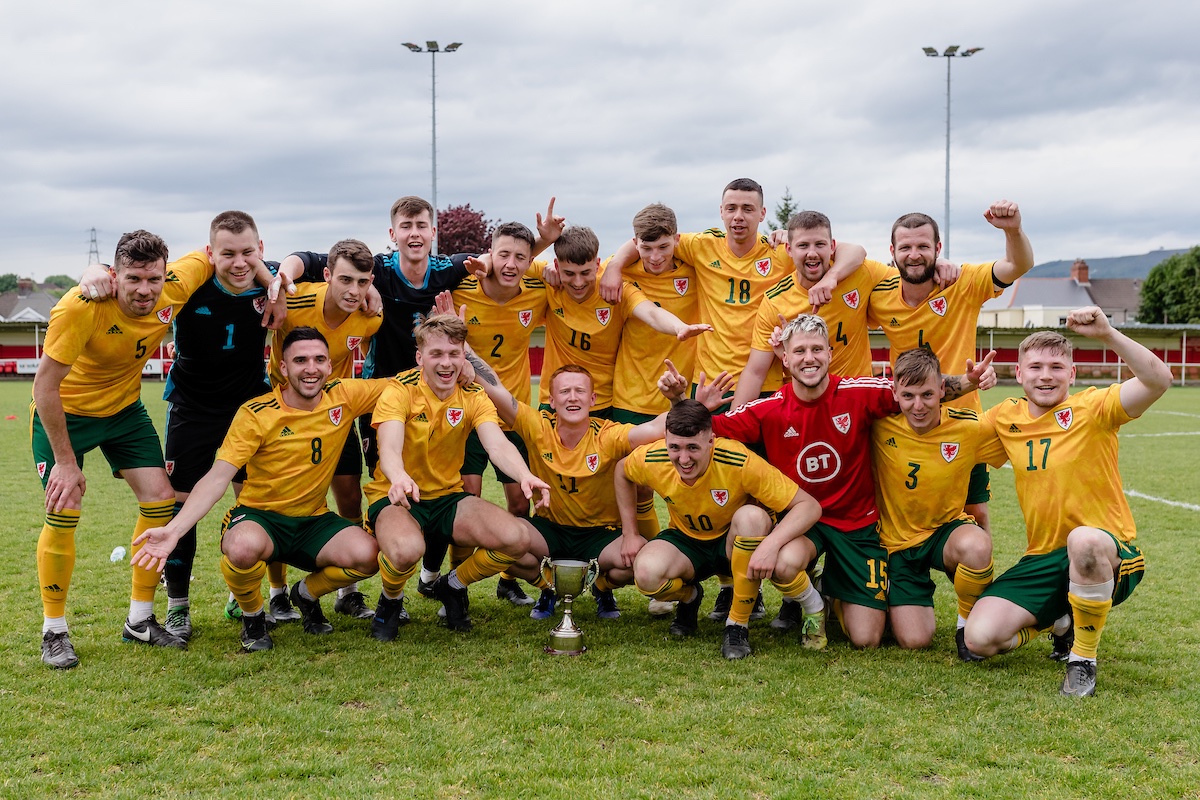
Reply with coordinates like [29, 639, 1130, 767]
[402, 41, 462, 234]
[923, 45, 982, 260]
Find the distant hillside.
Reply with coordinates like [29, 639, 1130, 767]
[1032, 248, 1191, 278]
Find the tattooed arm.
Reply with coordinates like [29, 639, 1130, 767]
[942, 350, 997, 400]
[465, 348, 519, 428]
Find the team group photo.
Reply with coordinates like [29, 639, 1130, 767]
[4, 2, 1198, 797]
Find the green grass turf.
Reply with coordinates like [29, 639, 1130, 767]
[1, 379, 1198, 798]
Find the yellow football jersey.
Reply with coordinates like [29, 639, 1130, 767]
[452, 275, 547, 405]
[364, 367, 502, 503]
[540, 277, 649, 410]
[40, 252, 213, 417]
[673, 230, 791, 383]
[981, 386, 1136, 555]
[867, 262, 1001, 411]
[754, 258, 892, 389]
[511, 403, 634, 528]
[611, 256, 700, 415]
[623, 437, 798, 541]
[268, 283, 382, 384]
[870, 407, 1006, 553]
[217, 378, 388, 517]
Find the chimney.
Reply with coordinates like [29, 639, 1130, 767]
[1070, 259, 1090, 286]
[17, 277, 35, 295]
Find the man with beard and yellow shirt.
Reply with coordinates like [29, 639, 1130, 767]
[32, 230, 215, 668]
[131, 327, 388, 653]
[867, 200, 1035, 535]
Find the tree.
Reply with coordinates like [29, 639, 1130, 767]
[765, 187, 799, 232]
[437, 204, 496, 255]
[44, 274, 76, 290]
[0, 274, 17, 293]
[1138, 246, 1200, 324]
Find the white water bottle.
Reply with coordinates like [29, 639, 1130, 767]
[109, 546, 126, 562]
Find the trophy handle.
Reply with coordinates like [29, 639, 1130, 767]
[584, 559, 600, 593]
[539, 556, 555, 593]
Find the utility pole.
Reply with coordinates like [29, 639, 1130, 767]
[88, 228, 100, 264]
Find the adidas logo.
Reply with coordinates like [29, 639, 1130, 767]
[194, 306, 212, 316]
[542, 452, 554, 462]
[554, 308, 565, 317]
[709, 260, 721, 269]
[106, 324, 123, 335]
[468, 316, 481, 325]
[890, 318, 899, 327]
[279, 426, 295, 437]
[43, 583, 63, 592]
[784, 426, 800, 438]
[414, 412, 428, 422]
[662, 496, 673, 504]
[885, 437, 897, 448]
[1008, 424, 1021, 433]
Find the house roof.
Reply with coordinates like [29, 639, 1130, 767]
[1087, 278, 1142, 313]
[0, 291, 59, 323]
[981, 277, 1094, 311]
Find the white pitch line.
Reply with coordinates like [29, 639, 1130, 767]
[1120, 431, 1200, 438]
[997, 464, 1198, 511]
[1147, 410, 1200, 420]
[1124, 490, 1200, 513]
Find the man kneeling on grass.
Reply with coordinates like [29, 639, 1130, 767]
[963, 306, 1172, 697]
[133, 328, 386, 652]
[616, 400, 822, 659]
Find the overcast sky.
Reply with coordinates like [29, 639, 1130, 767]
[2, 1, 1198, 280]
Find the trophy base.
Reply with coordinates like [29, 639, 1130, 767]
[544, 644, 588, 656]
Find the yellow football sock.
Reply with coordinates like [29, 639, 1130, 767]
[131, 500, 175, 602]
[953, 560, 994, 620]
[729, 536, 764, 626]
[593, 574, 613, 593]
[1068, 593, 1113, 660]
[531, 572, 552, 591]
[454, 549, 518, 586]
[38, 509, 80, 618]
[636, 498, 660, 539]
[449, 543, 474, 571]
[640, 578, 691, 603]
[771, 569, 812, 599]
[221, 556, 266, 615]
[267, 561, 288, 590]
[306, 566, 375, 598]
[378, 552, 419, 599]
[1006, 625, 1040, 652]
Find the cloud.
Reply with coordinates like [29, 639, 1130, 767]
[1, 0, 1197, 278]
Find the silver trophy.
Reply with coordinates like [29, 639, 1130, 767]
[540, 557, 599, 656]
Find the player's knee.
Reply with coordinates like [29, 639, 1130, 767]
[498, 517, 530, 557]
[605, 567, 633, 587]
[505, 494, 530, 518]
[963, 618, 1001, 658]
[633, 561, 664, 594]
[892, 622, 934, 650]
[955, 529, 993, 568]
[222, 537, 263, 570]
[1066, 527, 1111, 562]
[848, 628, 883, 649]
[729, 504, 771, 536]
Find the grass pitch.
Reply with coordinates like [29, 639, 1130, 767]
[1, 379, 1198, 798]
